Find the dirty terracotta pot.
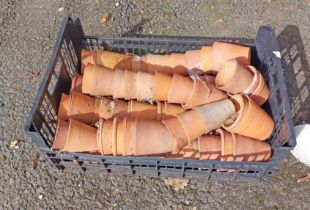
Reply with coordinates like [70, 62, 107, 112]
[136, 71, 155, 102]
[68, 91, 100, 124]
[82, 63, 114, 96]
[128, 100, 159, 120]
[217, 129, 235, 161]
[99, 97, 128, 120]
[96, 50, 133, 70]
[52, 120, 69, 150]
[185, 50, 203, 73]
[167, 74, 194, 104]
[97, 119, 114, 155]
[215, 59, 254, 94]
[223, 95, 274, 140]
[153, 71, 173, 101]
[81, 49, 96, 73]
[63, 119, 98, 152]
[71, 74, 83, 93]
[58, 93, 70, 120]
[197, 134, 221, 160]
[247, 65, 270, 105]
[233, 133, 271, 162]
[211, 41, 251, 71]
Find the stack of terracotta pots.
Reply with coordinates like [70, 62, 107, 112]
[52, 41, 275, 162]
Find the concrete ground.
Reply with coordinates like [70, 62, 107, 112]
[0, 0, 310, 209]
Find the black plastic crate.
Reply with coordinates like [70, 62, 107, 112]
[25, 17, 296, 181]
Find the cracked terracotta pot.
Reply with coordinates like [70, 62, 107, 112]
[113, 69, 126, 99]
[99, 97, 128, 120]
[71, 74, 83, 93]
[215, 59, 254, 94]
[217, 129, 235, 161]
[233, 133, 271, 162]
[68, 91, 100, 124]
[167, 74, 194, 104]
[97, 119, 114, 155]
[63, 119, 98, 153]
[198, 134, 221, 160]
[58, 93, 70, 120]
[182, 76, 227, 109]
[185, 50, 203, 73]
[211, 41, 251, 71]
[82, 63, 114, 96]
[134, 119, 178, 155]
[81, 49, 96, 73]
[223, 95, 274, 140]
[170, 53, 188, 75]
[247, 65, 270, 105]
[52, 120, 69, 150]
[96, 50, 133, 70]
[136, 71, 155, 102]
[153, 71, 173, 101]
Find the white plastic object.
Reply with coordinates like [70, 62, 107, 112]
[291, 124, 310, 166]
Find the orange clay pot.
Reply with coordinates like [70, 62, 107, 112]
[223, 95, 274, 140]
[182, 76, 227, 109]
[132, 55, 142, 72]
[63, 119, 98, 152]
[123, 118, 136, 156]
[68, 91, 99, 124]
[217, 129, 235, 161]
[233, 134, 271, 162]
[247, 66, 270, 105]
[170, 53, 188, 75]
[128, 100, 159, 120]
[114, 118, 126, 156]
[112, 69, 126, 99]
[167, 74, 194, 104]
[97, 119, 114, 155]
[81, 49, 96, 73]
[211, 41, 251, 71]
[124, 70, 138, 99]
[162, 102, 185, 119]
[162, 117, 188, 151]
[215, 59, 254, 94]
[153, 71, 173, 101]
[200, 46, 214, 74]
[145, 54, 173, 74]
[185, 50, 202, 73]
[134, 119, 178, 155]
[194, 99, 236, 133]
[52, 120, 69, 150]
[82, 63, 114, 96]
[136, 71, 155, 102]
[71, 74, 83, 93]
[99, 97, 128, 119]
[58, 93, 70, 120]
[197, 134, 221, 160]
[96, 50, 133, 70]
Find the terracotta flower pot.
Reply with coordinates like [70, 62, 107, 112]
[97, 119, 114, 155]
[96, 50, 133, 70]
[170, 53, 188, 75]
[168, 74, 194, 104]
[185, 50, 202, 73]
[223, 95, 274, 140]
[182, 76, 227, 109]
[233, 134, 271, 162]
[145, 54, 174, 74]
[134, 119, 178, 155]
[124, 70, 138, 99]
[198, 134, 221, 160]
[115, 118, 126, 156]
[200, 46, 214, 74]
[162, 102, 185, 119]
[153, 71, 173, 101]
[136, 71, 155, 102]
[81, 49, 96, 73]
[71, 74, 83, 93]
[99, 97, 128, 119]
[58, 93, 70, 120]
[211, 41, 251, 71]
[82, 63, 114, 96]
[52, 120, 69, 150]
[128, 100, 159, 120]
[113, 69, 126, 99]
[247, 66, 270, 105]
[123, 118, 136, 156]
[217, 129, 235, 161]
[215, 59, 254, 94]
[162, 117, 189, 151]
[194, 99, 236, 133]
[68, 91, 99, 124]
[63, 119, 98, 152]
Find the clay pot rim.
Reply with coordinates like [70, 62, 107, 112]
[242, 65, 259, 95]
[121, 118, 127, 156]
[223, 95, 247, 130]
[82, 63, 95, 94]
[112, 118, 118, 156]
